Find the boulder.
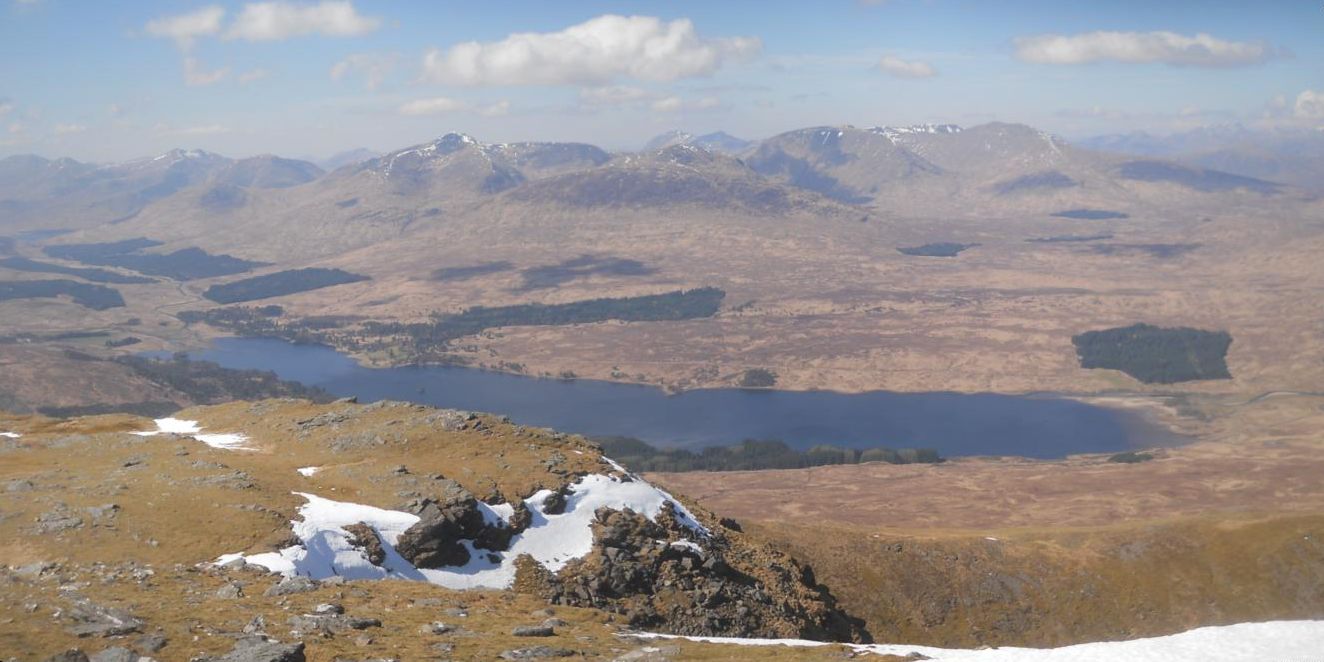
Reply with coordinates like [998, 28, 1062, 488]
[511, 625, 555, 637]
[342, 522, 386, 566]
[65, 601, 143, 637]
[88, 648, 135, 662]
[499, 647, 576, 660]
[201, 637, 305, 662]
[394, 483, 491, 568]
[263, 576, 318, 597]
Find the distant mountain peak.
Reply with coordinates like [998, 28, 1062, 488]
[153, 148, 223, 162]
[643, 130, 752, 154]
[643, 130, 696, 151]
[867, 123, 964, 142]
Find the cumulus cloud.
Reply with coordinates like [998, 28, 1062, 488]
[1294, 90, 1324, 120]
[1014, 31, 1274, 67]
[144, 5, 226, 50]
[397, 97, 511, 117]
[421, 15, 761, 86]
[184, 57, 229, 86]
[876, 55, 936, 78]
[53, 123, 87, 135]
[330, 53, 398, 91]
[579, 85, 655, 106]
[651, 96, 721, 113]
[225, 1, 381, 41]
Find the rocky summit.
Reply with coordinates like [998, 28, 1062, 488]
[0, 399, 866, 660]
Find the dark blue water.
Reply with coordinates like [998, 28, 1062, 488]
[172, 337, 1173, 459]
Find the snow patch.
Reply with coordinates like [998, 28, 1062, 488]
[132, 418, 251, 450]
[219, 471, 708, 590]
[632, 620, 1324, 660]
[297, 466, 321, 477]
[0, 432, 20, 439]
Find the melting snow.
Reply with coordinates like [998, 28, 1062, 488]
[0, 432, 20, 439]
[633, 620, 1324, 661]
[218, 471, 708, 590]
[297, 466, 321, 477]
[132, 418, 251, 450]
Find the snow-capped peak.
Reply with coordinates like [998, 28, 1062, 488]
[868, 123, 963, 143]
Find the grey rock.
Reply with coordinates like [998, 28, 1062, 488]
[395, 485, 490, 568]
[35, 509, 84, 534]
[216, 582, 244, 599]
[511, 625, 555, 637]
[218, 557, 248, 571]
[6, 479, 34, 492]
[313, 602, 343, 615]
[86, 504, 120, 523]
[12, 560, 55, 580]
[88, 647, 135, 662]
[499, 647, 575, 660]
[133, 633, 168, 653]
[66, 601, 143, 637]
[263, 576, 318, 596]
[418, 621, 452, 634]
[204, 638, 305, 662]
[43, 651, 89, 662]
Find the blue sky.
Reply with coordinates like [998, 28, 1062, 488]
[1, 0, 1321, 162]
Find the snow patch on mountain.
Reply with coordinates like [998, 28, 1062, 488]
[869, 123, 964, 143]
[217, 471, 708, 590]
[0, 432, 20, 439]
[132, 418, 251, 450]
[633, 620, 1324, 661]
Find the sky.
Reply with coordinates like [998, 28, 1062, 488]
[1, 0, 1321, 162]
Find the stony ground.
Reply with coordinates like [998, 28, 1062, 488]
[0, 400, 867, 661]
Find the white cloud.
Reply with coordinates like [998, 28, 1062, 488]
[398, 97, 467, 116]
[1014, 31, 1274, 67]
[226, 1, 381, 41]
[53, 123, 87, 135]
[651, 96, 721, 113]
[421, 14, 761, 86]
[330, 53, 397, 91]
[876, 55, 936, 78]
[184, 57, 230, 86]
[238, 68, 270, 83]
[7, 122, 24, 135]
[397, 97, 512, 117]
[0, 99, 13, 117]
[579, 85, 655, 106]
[651, 96, 683, 113]
[1294, 90, 1324, 120]
[145, 5, 225, 50]
[478, 100, 510, 117]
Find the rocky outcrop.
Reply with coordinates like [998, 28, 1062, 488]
[518, 503, 868, 643]
[395, 479, 512, 568]
[342, 522, 386, 566]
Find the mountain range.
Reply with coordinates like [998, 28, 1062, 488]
[1078, 125, 1324, 193]
[1, 121, 1302, 247]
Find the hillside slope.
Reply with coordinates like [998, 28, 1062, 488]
[0, 399, 865, 659]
